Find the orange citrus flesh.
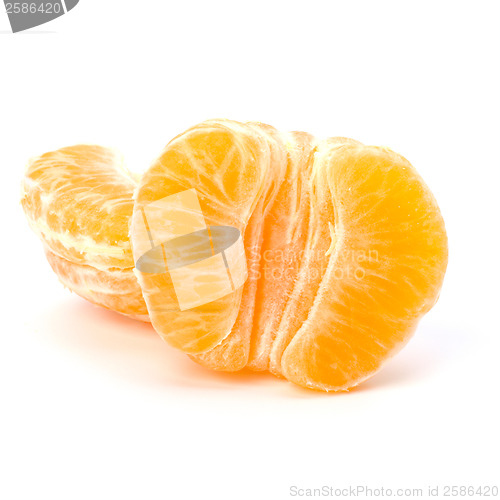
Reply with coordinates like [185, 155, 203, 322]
[133, 120, 448, 391]
[131, 120, 285, 354]
[22, 122, 448, 391]
[21, 145, 149, 321]
[247, 129, 316, 371]
[277, 141, 448, 390]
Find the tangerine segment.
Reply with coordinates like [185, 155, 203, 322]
[278, 142, 448, 390]
[21, 145, 149, 320]
[131, 120, 286, 354]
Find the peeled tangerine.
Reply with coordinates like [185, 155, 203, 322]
[21, 120, 448, 392]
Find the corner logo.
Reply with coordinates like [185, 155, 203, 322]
[4, 0, 79, 33]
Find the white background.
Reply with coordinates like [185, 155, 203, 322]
[1, 1, 499, 499]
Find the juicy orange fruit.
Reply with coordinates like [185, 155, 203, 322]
[22, 121, 448, 392]
[21, 145, 148, 321]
